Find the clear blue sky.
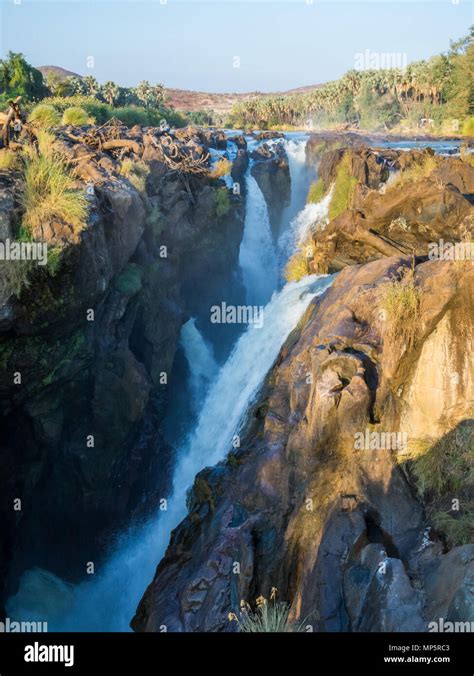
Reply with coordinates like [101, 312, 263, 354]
[0, 0, 472, 92]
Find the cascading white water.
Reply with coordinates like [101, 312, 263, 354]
[180, 318, 218, 407]
[278, 184, 334, 263]
[293, 184, 335, 244]
[10, 274, 333, 632]
[282, 137, 310, 223]
[238, 172, 278, 306]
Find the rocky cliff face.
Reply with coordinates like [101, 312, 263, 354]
[132, 134, 473, 632]
[0, 123, 246, 606]
[132, 255, 473, 632]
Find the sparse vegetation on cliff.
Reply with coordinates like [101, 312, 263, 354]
[119, 158, 150, 192]
[407, 433, 472, 497]
[228, 590, 308, 633]
[210, 158, 232, 179]
[285, 246, 313, 282]
[380, 270, 421, 348]
[390, 154, 438, 189]
[432, 506, 474, 547]
[21, 130, 88, 236]
[307, 178, 326, 204]
[328, 154, 357, 220]
[0, 259, 34, 298]
[213, 188, 231, 217]
[402, 424, 474, 547]
[114, 263, 143, 295]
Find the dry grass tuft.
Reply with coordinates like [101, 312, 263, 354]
[21, 131, 88, 237]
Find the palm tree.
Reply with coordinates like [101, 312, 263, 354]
[83, 75, 99, 97]
[101, 80, 120, 107]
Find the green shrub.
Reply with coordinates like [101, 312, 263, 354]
[328, 154, 357, 220]
[40, 96, 110, 123]
[406, 427, 473, 498]
[61, 107, 92, 126]
[114, 263, 143, 295]
[307, 178, 326, 204]
[28, 96, 188, 129]
[462, 117, 474, 137]
[29, 104, 60, 128]
[228, 590, 308, 633]
[432, 506, 474, 547]
[114, 106, 149, 127]
[146, 205, 165, 236]
[0, 260, 34, 298]
[214, 188, 231, 217]
[46, 246, 63, 277]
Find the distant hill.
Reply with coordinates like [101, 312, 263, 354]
[164, 84, 323, 113]
[37, 65, 82, 81]
[164, 88, 260, 113]
[36, 65, 322, 113]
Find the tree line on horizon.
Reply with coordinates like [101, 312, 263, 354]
[228, 27, 474, 134]
[0, 28, 473, 134]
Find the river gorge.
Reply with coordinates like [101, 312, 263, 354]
[0, 125, 472, 634]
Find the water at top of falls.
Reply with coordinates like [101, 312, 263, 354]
[283, 138, 309, 220]
[16, 273, 333, 632]
[238, 171, 279, 307]
[238, 135, 312, 305]
[180, 317, 218, 406]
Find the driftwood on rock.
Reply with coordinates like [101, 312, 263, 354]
[145, 130, 210, 176]
[101, 139, 142, 154]
[0, 96, 23, 148]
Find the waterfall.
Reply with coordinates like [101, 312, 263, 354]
[6, 132, 335, 634]
[279, 184, 334, 263]
[20, 274, 333, 632]
[283, 137, 309, 220]
[180, 318, 218, 407]
[293, 184, 334, 244]
[238, 172, 278, 307]
[277, 135, 313, 271]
